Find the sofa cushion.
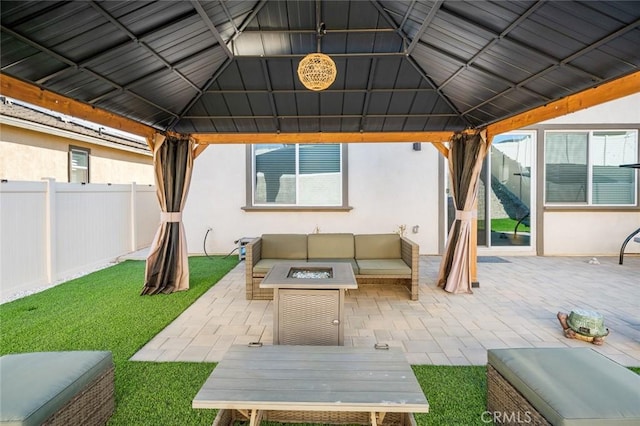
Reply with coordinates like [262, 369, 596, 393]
[488, 347, 640, 426]
[307, 233, 354, 259]
[356, 259, 410, 275]
[0, 351, 113, 426]
[355, 234, 401, 259]
[261, 234, 307, 259]
[253, 259, 288, 275]
[308, 258, 359, 275]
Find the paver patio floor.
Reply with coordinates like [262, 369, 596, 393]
[131, 255, 640, 366]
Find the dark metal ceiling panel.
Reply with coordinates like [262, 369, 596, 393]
[130, 72, 194, 113]
[101, 1, 195, 36]
[573, 42, 640, 79]
[441, 0, 527, 33]
[45, 71, 114, 103]
[2, 1, 638, 134]
[321, 92, 345, 115]
[245, 93, 273, 117]
[341, 92, 366, 116]
[89, 47, 160, 84]
[96, 91, 174, 129]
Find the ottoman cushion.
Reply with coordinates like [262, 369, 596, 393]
[488, 348, 640, 426]
[0, 351, 113, 426]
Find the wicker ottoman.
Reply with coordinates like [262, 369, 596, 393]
[0, 351, 114, 426]
[487, 348, 640, 425]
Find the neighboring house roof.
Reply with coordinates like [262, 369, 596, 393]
[0, 97, 151, 155]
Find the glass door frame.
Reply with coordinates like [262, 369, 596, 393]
[442, 131, 537, 254]
[481, 130, 537, 252]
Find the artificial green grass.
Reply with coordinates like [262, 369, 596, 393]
[412, 365, 488, 426]
[478, 218, 530, 233]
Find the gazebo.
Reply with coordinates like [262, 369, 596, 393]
[2, 0, 638, 294]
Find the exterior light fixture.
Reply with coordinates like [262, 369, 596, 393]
[297, 20, 336, 91]
[297, 52, 337, 91]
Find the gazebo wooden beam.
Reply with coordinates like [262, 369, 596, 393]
[486, 71, 640, 139]
[0, 73, 157, 148]
[191, 131, 453, 144]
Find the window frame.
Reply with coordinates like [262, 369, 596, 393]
[244, 143, 351, 211]
[543, 129, 638, 207]
[69, 145, 90, 183]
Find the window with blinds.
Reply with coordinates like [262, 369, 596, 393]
[69, 146, 89, 183]
[252, 143, 343, 206]
[544, 130, 637, 205]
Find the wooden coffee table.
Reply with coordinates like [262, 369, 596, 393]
[193, 344, 429, 426]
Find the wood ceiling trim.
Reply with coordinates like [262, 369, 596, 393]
[191, 131, 454, 144]
[486, 71, 640, 140]
[0, 74, 157, 144]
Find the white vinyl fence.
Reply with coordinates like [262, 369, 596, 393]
[0, 179, 159, 301]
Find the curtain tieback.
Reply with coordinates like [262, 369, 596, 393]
[161, 212, 182, 223]
[455, 210, 476, 222]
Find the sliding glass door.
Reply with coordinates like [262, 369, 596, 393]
[483, 132, 534, 247]
[447, 131, 535, 249]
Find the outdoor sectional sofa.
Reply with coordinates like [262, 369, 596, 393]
[245, 233, 419, 301]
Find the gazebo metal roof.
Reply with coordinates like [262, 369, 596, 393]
[1, 1, 639, 141]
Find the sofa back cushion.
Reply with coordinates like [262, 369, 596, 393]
[261, 234, 308, 259]
[355, 234, 401, 259]
[307, 233, 355, 259]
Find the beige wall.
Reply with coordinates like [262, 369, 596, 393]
[0, 121, 154, 185]
[184, 142, 442, 256]
[543, 211, 640, 256]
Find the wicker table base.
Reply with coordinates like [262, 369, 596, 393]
[212, 408, 416, 426]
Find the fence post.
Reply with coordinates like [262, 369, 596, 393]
[43, 177, 56, 284]
[130, 182, 137, 252]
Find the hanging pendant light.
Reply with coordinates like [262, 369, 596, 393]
[297, 19, 336, 91]
[297, 52, 337, 91]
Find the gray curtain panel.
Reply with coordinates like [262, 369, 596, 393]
[438, 131, 487, 294]
[142, 134, 193, 295]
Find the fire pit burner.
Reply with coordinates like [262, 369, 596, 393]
[287, 267, 333, 279]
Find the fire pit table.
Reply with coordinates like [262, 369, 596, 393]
[260, 262, 357, 345]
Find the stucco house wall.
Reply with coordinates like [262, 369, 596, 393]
[0, 102, 154, 185]
[184, 142, 443, 256]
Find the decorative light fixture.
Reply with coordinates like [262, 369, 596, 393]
[297, 52, 336, 91]
[297, 21, 336, 91]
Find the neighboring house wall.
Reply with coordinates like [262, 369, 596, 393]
[0, 106, 154, 185]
